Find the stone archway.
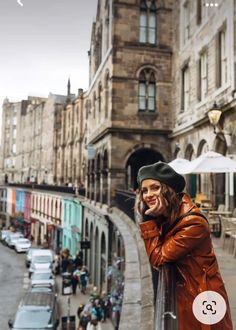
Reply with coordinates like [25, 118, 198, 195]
[126, 148, 164, 190]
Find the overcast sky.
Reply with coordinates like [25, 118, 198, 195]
[0, 0, 97, 108]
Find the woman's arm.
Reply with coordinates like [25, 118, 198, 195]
[140, 216, 209, 267]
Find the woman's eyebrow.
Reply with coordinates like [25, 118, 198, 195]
[142, 183, 160, 189]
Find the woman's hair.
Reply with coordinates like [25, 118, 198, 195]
[135, 182, 182, 225]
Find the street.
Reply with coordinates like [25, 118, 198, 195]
[0, 243, 114, 330]
[0, 244, 26, 330]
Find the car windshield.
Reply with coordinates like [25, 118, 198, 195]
[17, 239, 30, 244]
[32, 272, 52, 280]
[33, 256, 52, 263]
[31, 287, 53, 293]
[14, 308, 52, 328]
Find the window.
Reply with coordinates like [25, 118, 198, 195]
[216, 27, 227, 87]
[220, 30, 227, 86]
[183, 2, 190, 44]
[198, 51, 208, 101]
[12, 143, 16, 154]
[196, 0, 202, 25]
[13, 128, 17, 139]
[139, 0, 157, 44]
[105, 73, 109, 118]
[138, 69, 156, 112]
[181, 66, 190, 112]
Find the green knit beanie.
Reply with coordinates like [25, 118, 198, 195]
[137, 161, 185, 193]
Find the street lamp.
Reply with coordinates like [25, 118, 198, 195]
[207, 102, 222, 134]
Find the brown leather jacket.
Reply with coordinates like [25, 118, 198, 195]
[139, 194, 232, 330]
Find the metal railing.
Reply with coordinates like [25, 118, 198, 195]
[155, 264, 178, 330]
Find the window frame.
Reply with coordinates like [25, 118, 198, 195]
[138, 69, 157, 113]
[181, 65, 190, 112]
[139, 1, 157, 45]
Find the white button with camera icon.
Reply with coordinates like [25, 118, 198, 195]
[192, 291, 226, 325]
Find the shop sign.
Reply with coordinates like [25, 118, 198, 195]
[80, 240, 91, 249]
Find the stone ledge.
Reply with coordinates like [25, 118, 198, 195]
[109, 207, 154, 330]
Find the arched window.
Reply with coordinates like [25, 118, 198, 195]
[93, 92, 96, 119]
[139, 0, 157, 44]
[98, 83, 102, 120]
[138, 69, 156, 112]
[105, 72, 109, 118]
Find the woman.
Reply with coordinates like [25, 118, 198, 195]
[136, 161, 232, 330]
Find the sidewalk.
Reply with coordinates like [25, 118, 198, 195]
[56, 276, 114, 330]
[212, 237, 236, 328]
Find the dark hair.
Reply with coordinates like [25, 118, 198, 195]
[136, 181, 182, 226]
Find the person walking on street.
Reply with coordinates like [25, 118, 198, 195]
[74, 251, 83, 269]
[80, 266, 89, 294]
[86, 315, 101, 330]
[77, 309, 91, 330]
[136, 161, 233, 330]
[72, 266, 80, 294]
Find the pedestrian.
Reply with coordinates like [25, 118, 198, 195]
[73, 251, 83, 269]
[78, 309, 91, 330]
[61, 255, 70, 273]
[86, 315, 101, 330]
[72, 266, 80, 294]
[80, 266, 89, 294]
[53, 254, 61, 275]
[136, 161, 233, 330]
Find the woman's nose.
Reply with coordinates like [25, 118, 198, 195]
[146, 189, 154, 197]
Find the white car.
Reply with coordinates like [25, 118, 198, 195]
[14, 238, 31, 253]
[25, 248, 43, 267]
[29, 254, 53, 277]
[26, 248, 53, 268]
[6, 232, 24, 248]
[31, 270, 55, 288]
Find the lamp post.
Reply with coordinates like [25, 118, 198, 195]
[207, 102, 222, 133]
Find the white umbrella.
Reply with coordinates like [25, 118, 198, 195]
[187, 151, 236, 174]
[168, 158, 191, 174]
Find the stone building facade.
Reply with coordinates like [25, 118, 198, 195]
[84, 0, 174, 206]
[171, 0, 236, 207]
[1, 97, 47, 183]
[53, 82, 84, 186]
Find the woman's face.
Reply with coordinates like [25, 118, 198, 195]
[141, 179, 162, 209]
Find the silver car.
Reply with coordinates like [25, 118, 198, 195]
[31, 270, 55, 288]
[29, 255, 53, 277]
[6, 232, 24, 248]
[14, 238, 31, 253]
[25, 248, 42, 268]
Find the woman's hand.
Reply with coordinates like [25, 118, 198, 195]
[144, 196, 168, 217]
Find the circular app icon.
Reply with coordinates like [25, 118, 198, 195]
[192, 291, 226, 325]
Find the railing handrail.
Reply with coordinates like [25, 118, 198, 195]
[155, 264, 178, 330]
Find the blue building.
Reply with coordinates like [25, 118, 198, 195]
[62, 198, 82, 257]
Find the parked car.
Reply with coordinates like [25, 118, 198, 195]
[29, 254, 53, 278]
[0, 230, 11, 244]
[8, 291, 59, 330]
[25, 248, 53, 268]
[31, 270, 55, 288]
[6, 232, 24, 248]
[14, 238, 31, 253]
[30, 284, 57, 294]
